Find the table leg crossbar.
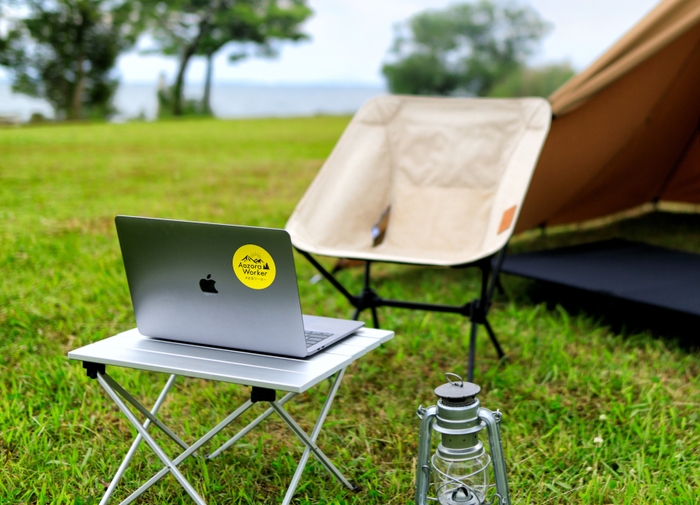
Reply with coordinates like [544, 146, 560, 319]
[100, 374, 178, 505]
[205, 391, 296, 461]
[92, 367, 355, 504]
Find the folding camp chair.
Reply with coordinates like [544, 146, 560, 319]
[285, 96, 551, 380]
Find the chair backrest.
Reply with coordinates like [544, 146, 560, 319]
[286, 95, 551, 266]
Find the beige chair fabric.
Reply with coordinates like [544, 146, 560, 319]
[286, 96, 551, 266]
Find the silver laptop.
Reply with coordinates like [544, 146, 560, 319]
[115, 215, 364, 358]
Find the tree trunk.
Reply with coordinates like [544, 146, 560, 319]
[70, 52, 85, 120]
[202, 52, 214, 115]
[172, 45, 196, 116]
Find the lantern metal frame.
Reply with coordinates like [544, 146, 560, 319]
[415, 378, 511, 505]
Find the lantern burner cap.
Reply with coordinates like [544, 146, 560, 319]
[448, 486, 480, 504]
[434, 373, 481, 403]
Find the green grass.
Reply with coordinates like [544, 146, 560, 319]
[1, 118, 698, 504]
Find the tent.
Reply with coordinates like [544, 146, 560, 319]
[516, 0, 700, 232]
[502, 0, 700, 320]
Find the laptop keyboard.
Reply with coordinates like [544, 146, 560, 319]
[305, 330, 334, 348]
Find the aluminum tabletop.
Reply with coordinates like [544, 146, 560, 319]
[68, 327, 394, 393]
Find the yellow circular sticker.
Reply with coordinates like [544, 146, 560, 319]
[232, 244, 276, 290]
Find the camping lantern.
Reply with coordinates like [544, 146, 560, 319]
[415, 374, 510, 505]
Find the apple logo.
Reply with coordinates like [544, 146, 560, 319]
[199, 274, 218, 294]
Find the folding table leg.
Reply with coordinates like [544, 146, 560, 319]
[100, 374, 178, 505]
[101, 374, 190, 451]
[96, 373, 207, 505]
[271, 402, 355, 491]
[207, 391, 296, 460]
[96, 368, 356, 504]
[119, 399, 254, 505]
[280, 369, 354, 505]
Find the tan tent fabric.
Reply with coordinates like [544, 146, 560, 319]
[286, 96, 551, 266]
[517, 0, 700, 232]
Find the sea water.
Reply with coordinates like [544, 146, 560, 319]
[0, 82, 386, 122]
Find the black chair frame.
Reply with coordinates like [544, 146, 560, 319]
[296, 246, 508, 381]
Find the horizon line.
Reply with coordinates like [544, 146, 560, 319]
[0, 77, 387, 89]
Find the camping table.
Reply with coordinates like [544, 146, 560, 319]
[68, 327, 393, 505]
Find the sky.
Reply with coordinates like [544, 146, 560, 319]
[1, 0, 662, 86]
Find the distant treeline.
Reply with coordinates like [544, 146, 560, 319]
[0, 1, 573, 121]
[0, 0, 311, 120]
[382, 1, 574, 99]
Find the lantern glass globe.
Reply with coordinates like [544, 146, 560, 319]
[432, 451, 490, 505]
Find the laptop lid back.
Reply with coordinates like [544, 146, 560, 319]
[115, 215, 308, 357]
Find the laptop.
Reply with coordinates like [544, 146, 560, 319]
[115, 215, 364, 358]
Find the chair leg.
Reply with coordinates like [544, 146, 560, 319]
[371, 306, 380, 328]
[467, 320, 478, 382]
[352, 307, 362, 320]
[495, 277, 506, 297]
[483, 318, 505, 359]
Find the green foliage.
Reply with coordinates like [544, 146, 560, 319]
[0, 0, 144, 120]
[145, 0, 312, 116]
[0, 118, 699, 503]
[488, 61, 575, 98]
[382, 52, 460, 96]
[382, 0, 550, 97]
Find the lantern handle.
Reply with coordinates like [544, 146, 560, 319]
[445, 372, 464, 387]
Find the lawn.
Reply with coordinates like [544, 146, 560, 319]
[0, 117, 698, 504]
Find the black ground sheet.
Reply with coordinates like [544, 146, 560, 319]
[501, 239, 700, 317]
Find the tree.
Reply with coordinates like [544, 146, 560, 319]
[488, 62, 575, 98]
[0, 0, 144, 120]
[147, 0, 311, 116]
[382, 0, 550, 97]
